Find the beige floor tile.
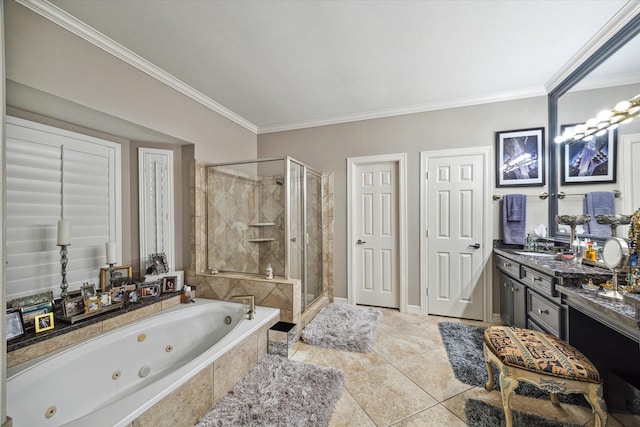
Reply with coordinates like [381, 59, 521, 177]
[392, 404, 466, 427]
[373, 322, 443, 361]
[346, 364, 438, 426]
[292, 341, 388, 378]
[393, 348, 473, 401]
[329, 389, 376, 427]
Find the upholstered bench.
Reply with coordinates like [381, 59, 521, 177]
[483, 326, 607, 427]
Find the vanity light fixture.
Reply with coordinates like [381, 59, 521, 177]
[554, 93, 640, 144]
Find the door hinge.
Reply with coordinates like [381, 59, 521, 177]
[425, 171, 429, 180]
[426, 229, 429, 237]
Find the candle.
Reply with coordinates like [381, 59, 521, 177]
[105, 241, 117, 264]
[57, 219, 71, 246]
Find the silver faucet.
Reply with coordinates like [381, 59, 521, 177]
[229, 295, 255, 320]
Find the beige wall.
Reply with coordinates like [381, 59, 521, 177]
[4, 0, 258, 272]
[257, 97, 550, 306]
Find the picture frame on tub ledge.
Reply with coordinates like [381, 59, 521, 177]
[34, 312, 54, 333]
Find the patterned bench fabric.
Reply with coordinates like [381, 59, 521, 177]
[484, 326, 602, 384]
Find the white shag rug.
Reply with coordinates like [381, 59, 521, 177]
[301, 303, 382, 353]
[196, 354, 344, 427]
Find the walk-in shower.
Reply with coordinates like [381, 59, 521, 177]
[206, 157, 324, 312]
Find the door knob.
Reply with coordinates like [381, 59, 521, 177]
[356, 239, 366, 245]
[468, 243, 481, 249]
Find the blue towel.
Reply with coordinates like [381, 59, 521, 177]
[584, 191, 615, 236]
[503, 194, 526, 245]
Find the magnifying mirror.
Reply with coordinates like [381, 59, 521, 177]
[599, 237, 629, 300]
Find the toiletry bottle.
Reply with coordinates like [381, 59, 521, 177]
[181, 286, 192, 303]
[266, 264, 273, 279]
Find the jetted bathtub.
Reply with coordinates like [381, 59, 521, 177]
[7, 299, 279, 427]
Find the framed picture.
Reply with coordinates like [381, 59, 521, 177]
[140, 284, 160, 298]
[496, 127, 545, 187]
[100, 265, 133, 292]
[100, 292, 112, 307]
[62, 295, 85, 318]
[162, 276, 177, 293]
[560, 123, 617, 185]
[128, 289, 140, 304]
[84, 296, 102, 314]
[111, 286, 130, 304]
[6, 310, 24, 340]
[80, 283, 97, 298]
[149, 252, 168, 274]
[10, 291, 54, 310]
[20, 301, 54, 330]
[35, 312, 54, 333]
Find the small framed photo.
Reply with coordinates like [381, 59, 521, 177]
[10, 291, 54, 310]
[128, 289, 140, 304]
[111, 286, 129, 304]
[100, 265, 133, 292]
[496, 127, 545, 187]
[100, 292, 112, 307]
[141, 284, 160, 298]
[560, 123, 617, 185]
[6, 310, 24, 340]
[35, 312, 54, 333]
[62, 295, 85, 318]
[20, 301, 54, 330]
[84, 296, 102, 314]
[80, 283, 97, 298]
[149, 252, 168, 274]
[162, 276, 177, 293]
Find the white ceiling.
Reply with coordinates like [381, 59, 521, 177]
[47, 0, 634, 133]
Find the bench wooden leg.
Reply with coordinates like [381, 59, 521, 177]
[584, 384, 608, 427]
[498, 367, 519, 427]
[550, 392, 560, 407]
[483, 343, 494, 390]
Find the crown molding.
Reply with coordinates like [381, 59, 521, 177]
[15, 0, 258, 134]
[545, 1, 640, 92]
[257, 86, 546, 134]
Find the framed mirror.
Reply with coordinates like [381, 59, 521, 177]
[549, 13, 640, 243]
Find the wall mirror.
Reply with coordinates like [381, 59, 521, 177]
[549, 14, 640, 243]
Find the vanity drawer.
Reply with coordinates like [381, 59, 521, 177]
[496, 255, 520, 278]
[521, 266, 556, 297]
[527, 290, 562, 338]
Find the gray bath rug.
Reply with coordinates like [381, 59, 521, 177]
[196, 354, 344, 427]
[301, 303, 382, 352]
[465, 399, 582, 427]
[438, 322, 587, 407]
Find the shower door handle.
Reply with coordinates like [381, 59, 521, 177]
[357, 239, 366, 245]
[290, 237, 297, 242]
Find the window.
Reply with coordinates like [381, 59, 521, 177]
[5, 116, 121, 300]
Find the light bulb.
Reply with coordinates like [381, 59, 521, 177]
[554, 136, 565, 144]
[583, 135, 594, 141]
[621, 117, 634, 125]
[575, 124, 587, 134]
[597, 110, 612, 121]
[586, 118, 599, 128]
[615, 100, 632, 112]
[595, 129, 607, 137]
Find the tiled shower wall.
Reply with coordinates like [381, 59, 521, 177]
[207, 167, 285, 276]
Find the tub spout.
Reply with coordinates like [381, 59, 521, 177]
[229, 295, 255, 320]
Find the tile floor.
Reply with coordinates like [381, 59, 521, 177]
[290, 308, 638, 427]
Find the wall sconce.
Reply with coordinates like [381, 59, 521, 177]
[554, 93, 640, 144]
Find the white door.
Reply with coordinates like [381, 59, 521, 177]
[426, 153, 485, 319]
[621, 134, 640, 218]
[353, 161, 400, 308]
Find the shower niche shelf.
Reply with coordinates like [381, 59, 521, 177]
[248, 238, 275, 242]
[248, 223, 275, 227]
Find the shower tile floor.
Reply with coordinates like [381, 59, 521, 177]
[290, 308, 638, 427]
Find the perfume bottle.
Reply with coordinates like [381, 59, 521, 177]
[266, 264, 273, 279]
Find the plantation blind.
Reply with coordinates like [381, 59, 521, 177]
[5, 116, 121, 301]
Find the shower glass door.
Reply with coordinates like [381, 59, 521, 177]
[288, 161, 305, 302]
[305, 170, 323, 308]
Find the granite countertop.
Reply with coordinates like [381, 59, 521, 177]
[7, 291, 182, 353]
[494, 247, 640, 334]
[493, 248, 612, 279]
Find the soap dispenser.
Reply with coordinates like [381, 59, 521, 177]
[266, 264, 273, 279]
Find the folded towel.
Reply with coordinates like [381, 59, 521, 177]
[503, 194, 526, 245]
[584, 191, 615, 236]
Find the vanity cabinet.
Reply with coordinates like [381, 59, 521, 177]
[499, 271, 527, 328]
[495, 252, 566, 339]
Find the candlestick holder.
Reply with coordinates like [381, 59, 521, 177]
[107, 262, 116, 289]
[58, 244, 70, 299]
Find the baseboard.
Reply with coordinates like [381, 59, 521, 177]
[491, 313, 504, 324]
[407, 304, 422, 314]
[333, 297, 348, 304]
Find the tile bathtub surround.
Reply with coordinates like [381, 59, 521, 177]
[292, 308, 634, 427]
